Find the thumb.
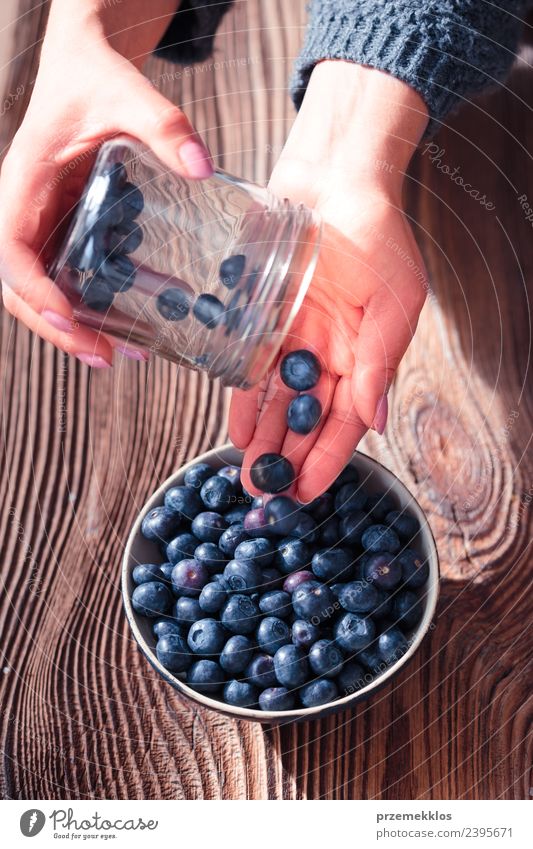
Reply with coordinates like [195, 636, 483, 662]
[109, 67, 213, 180]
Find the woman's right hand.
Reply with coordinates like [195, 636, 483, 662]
[0, 0, 212, 366]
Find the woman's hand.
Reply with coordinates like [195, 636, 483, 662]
[0, 0, 212, 366]
[230, 61, 429, 502]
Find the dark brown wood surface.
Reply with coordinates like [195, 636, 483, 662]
[0, 0, 531, 800]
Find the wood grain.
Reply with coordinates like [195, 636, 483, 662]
[0, 0, 532, 800]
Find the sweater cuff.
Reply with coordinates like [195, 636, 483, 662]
[290, 1, 526, 134]
[155, 0, 232, 64]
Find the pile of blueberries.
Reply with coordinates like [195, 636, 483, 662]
[130, 354, 429, 712]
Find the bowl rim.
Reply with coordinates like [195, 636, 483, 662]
[122, 444, 439, 721]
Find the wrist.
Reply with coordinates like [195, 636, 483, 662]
[281, 61, 428, 200]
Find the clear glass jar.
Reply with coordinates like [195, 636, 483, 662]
[49, 137, 321, 388]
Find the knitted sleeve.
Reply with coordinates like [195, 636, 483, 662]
[290, 1, 527, 130]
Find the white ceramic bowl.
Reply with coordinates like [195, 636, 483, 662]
[122, 444, 439, 722]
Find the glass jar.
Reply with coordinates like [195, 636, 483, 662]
[49, 137, 321, 388]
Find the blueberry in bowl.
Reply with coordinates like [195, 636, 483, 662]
[123, 444, 439, 722]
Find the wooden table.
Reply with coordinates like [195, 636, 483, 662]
[1, 1, 531, 800]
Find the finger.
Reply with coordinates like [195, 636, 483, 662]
[352, 282, 425, 430]
[297, 377, 367, 503]
[109, 67, 214, 180]
[279, 366, 338, 500]
[2, 286, 113, 365]
[229, 381, 266, 450]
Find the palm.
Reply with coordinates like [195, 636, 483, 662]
[230, 160, 426, 502]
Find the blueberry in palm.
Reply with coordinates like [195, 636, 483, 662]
[287, 394, 322, 434]
[280, 349, 321, 391]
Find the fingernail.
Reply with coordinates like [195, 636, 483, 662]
[115, 344, 149, 361]
[373, 394, 388, 435]
[179, 140, 214, 179]
[76, 353, 112, 369]
[42, 309, 73, 332]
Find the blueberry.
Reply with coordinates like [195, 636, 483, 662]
[223, 559, 263, 593]
[287, 394, 322, 434]
[223, 679, 258, 708]
[164, 485, 203, 520]
[187, 659, 225, 695]
[339, 511, 372, 545]
[121, 181, 144, 218]
[217, 465, 241, 489]
[156, 286, 191, 321]
[194, 541, 226, 574]
[132, 563, 166, 585]
[156, 633, 191, 673]
[282, 570, 314, 594]
[260, 567, 283, 591]
[200, 476, 234, 512]
[234, 537, 275, 566]
[300, 679, 338, 708]
[273, 644, 309, 688]
[334, 613, 376, 653]
[337, 661, 366, 695]
[361, 524, 401, 554]
[276, 538, 311, 574]
[141, 506, 181, 544]
[96, 193, 124, 228]
[218, 523, 249, 557]
[292, 580, 336, 623]
[372, 588, 393, 619]
[219, 635, 255, 674]
[243, 507, 270, 538]
[184, 462, 214, 490]
[187, 618, 227, 655]
[96, 253, 136, 292]
[356, 646, 382, 673]
[363, 553, 402, 590]
[251, 495, 264, 510]
[258, 687, 295, 711]
[331, 465, 359, 491]
[199, 581, 228, 613]
[171, 559, 209, 597]
[264, 495, 299, 535]
[131, 581, 172, 617]
[166, 533, 198, 564]
[366, 492, 396, 522]
[320, 517, 340, 547]
[81, 277, 115, 311]
[159, 562, 175, 584]
[244, 653, 277, 688]
[220, 253, 246, 289]
[291, 512, 318, 544]
[258, 590, 292, 618]
[223, 288, 244, 334]
[385, 510, 420, 540]
[193, 293, 225, 328]
[308, 492, 334, 522]
[291, 619, 320, 648]
[191, 511, 228, 543]
[334, 482, 368, 517]
[338, 581, 378, 614]
[152, 618, 183, 639]
[173, 596, 202, 627]
[311, 548, 352, 581]
[309, 639, 344, 678]
[397, 549, 429, 589]
[256, 616, 291, 655]
[391, 590, 423, 629]
[224, 504, 249, 524]
[377, 627, 408, 665]
[221, 594, 260, 634]
[106, 161, 127, 189]
[250, 453, 295, 494]
[109, 220, 143, 254]
[280, 349, 321, 391]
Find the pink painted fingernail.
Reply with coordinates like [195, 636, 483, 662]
[179, 140, 214, 179]
[76, 353, 111, 369]
[42, 309, 73, 332]
[373, 394, 388, 434]
[115, 344, 149, 361]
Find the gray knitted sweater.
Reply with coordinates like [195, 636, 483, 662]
[156, 1, 528, 130]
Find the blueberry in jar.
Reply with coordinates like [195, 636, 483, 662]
[363, 552, 402, 590]
[164, 485, 203, 521]
[273, 644, 309, 688]
[308, 639, 344, 678]
[120, 181, 144, 219]
[276, 538, 311, 574]
[361, 524, 401, 554]
[187, 659, 225, 695]
[191, 511, 228, 543]
[96, 253, 136, 292]
[218, 523, 249, 557]
[291, 619, 320, 649]
[377, 627, 408, 665]
[223, 559, 262, 593]
[187, 618, 227, 655]
[156, 286, 191, 321]
[141, 506, 181, 544]
[287, 394, 322, 434]
[334, 613, 376, 653]
[220, 594, 260, 635]
[244, 653, 277, 689]
[184, 462, 214, 491]
[250, 453, 295, 494]
[108, 220, 143, 255]
[219, 253, 246, 289]
[300, 679, 338, 708]
[80, 277, 115, 312]
[219, 635, 255, 675]
[166, 533, 198, 564]
[258, 590, 292, 618]
[156, 633, 192, 673]
[291, 579, 336, 623]
[193, 293, 225, 328]
[258, 687, 295, 711]
[280, 349, 321, 391]
[131, 581, 172, 617]
[256, 616, 291, 655]
[200, 475, 234, 512]
[223, 680, 258, 708]
[132, 563, 166, 585]
[264, 495, 300, 535]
